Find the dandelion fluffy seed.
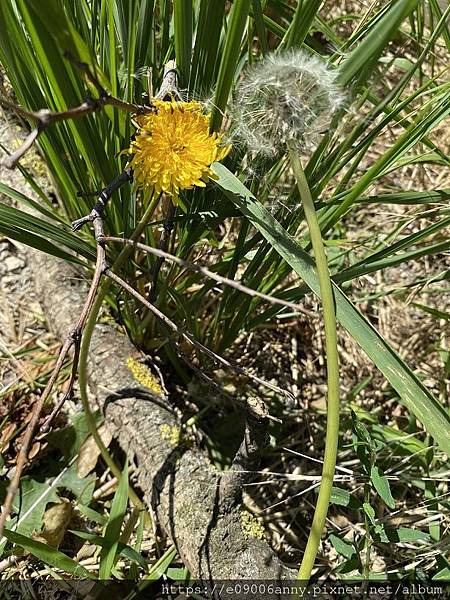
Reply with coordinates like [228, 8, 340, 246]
[233, 51, 344, 156]
[129, 100, 230, 201]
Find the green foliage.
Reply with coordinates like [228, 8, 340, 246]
[2, 529, 95, 579]
[99, 461, 129, 579]
[0, 410, 155, 579]
[327, 412, 435, 576]
[214, 164, 450, 455]
[4, 478, 60, 539]
[71, 530, 148, 572]
[0, 0, 449, 581]
[0, 414, 97, 550]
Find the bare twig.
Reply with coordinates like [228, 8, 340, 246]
[40, 341, 79, 433]
[0, 60, 148, 169]
[72, 170, 133, 231]
[103, 236, 314, 317]
[105, 269, 293, 400]
[0, 173, 130, 538]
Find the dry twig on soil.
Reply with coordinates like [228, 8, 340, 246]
[0, 56, 147, 170]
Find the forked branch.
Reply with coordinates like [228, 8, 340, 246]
[0, 57, 148, 170]
[105, 268, 292, 399]
[0, 173, 130, 539]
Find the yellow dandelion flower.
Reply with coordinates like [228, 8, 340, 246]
[128, 100, 230, 202]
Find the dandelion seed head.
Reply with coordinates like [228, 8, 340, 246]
[232, 50, 344, 157]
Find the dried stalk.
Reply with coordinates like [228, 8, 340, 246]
[104, 236, 313, 317]
[0, 173, 129, 538]
[105, 268, 292, 399]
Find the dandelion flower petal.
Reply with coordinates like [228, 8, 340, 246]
[128, 100, 231, 202]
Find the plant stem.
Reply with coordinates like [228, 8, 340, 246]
[77, 195, 160, 529]
[288, 143, 340, 583]
[363, 482, 372, 579]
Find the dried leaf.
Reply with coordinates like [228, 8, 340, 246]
[0, 422, 17, 451]
[28, 440, 41, 460]
[77, 424, 112, 478]
[33, 499, 73, 548]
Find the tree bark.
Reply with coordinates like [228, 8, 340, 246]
[30, 250, 295, 580]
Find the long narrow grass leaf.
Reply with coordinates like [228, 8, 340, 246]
[337, 0, 420, 88]
[210, 0, 251, 131]
[3, 529, 94, 579]
[99, 461, 129, 579]
[212, 163, 450, 456]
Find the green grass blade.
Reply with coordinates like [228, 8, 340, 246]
[337, 0, 420, 88]
[136, 0, 155, 70]
[281, 0, 323, 50]
[173, 0, 193, 88]
[358, 189, 450, 206]
[190, 0, 226, 95]
[0, 181, 63, 223]
[70, 530, 148, 572]
[251, 0, 269, 55]
[323, 89, 450, 232]
[210, 0, 251, 131]
[99, 461, 129, 579]
[336, 239, 450, 286]
[0, 203, 95, 262]
[146, 545, 177, 580]
[212, 163, 450, 456]
[26, 0, 100, 68]
[0, 223, 83, 266]
[3, 528, 94, 579]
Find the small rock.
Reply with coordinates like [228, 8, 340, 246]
[4, 256, 25, 272]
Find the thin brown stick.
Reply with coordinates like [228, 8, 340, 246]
[0, 170, 131, 538]
[103, 236, 313, 317]
[105, 269, 294, 400]
[172, 342, 236, 401]
[40, 340, 80, 433]
[72, 170, 133, 231]
[0, 97, 140, 170]
[0, 68, 148, 170]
